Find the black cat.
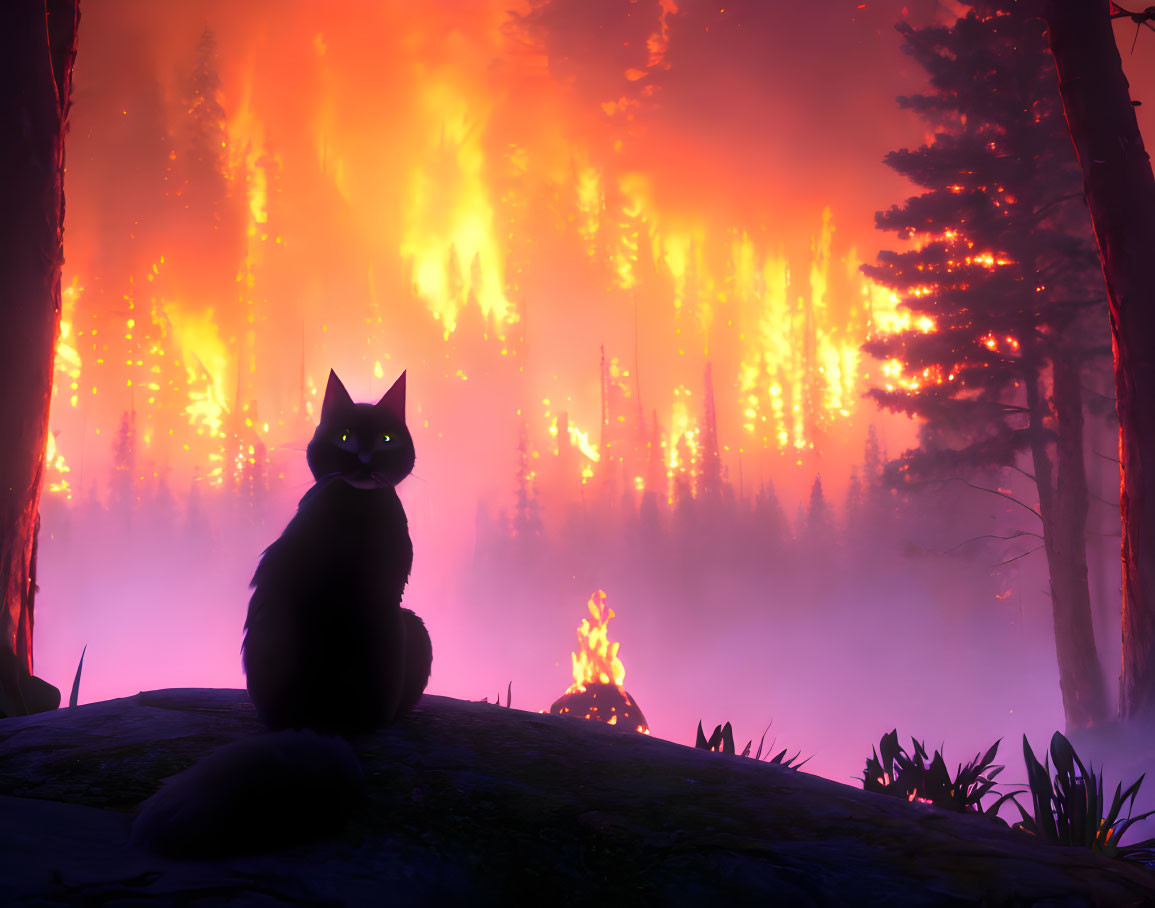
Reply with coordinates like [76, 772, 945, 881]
[132, 370, 432, 858]
[243, 369, 432, 734]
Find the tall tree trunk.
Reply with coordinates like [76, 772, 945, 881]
[1051, 352, 1111, 725]
[1025, 349, 1110, 728]
[0, 1, 79, 675]
[1044, 1, 1155, 720]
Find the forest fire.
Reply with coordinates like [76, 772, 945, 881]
[11, 2, 1155, 899]
[39, 1, 924, 523]
[9, 8, 1155, 895]
[549, 590, 649, 735]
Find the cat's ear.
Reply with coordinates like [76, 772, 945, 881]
[377, 370, 406, 419]
[321, 370, 354, 420]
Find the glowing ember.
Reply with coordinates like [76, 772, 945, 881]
[549, 590, 650, 734]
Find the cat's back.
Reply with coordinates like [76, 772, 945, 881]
[243, 479, 414, 732]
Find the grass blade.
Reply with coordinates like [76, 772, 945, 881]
[68, 644, 87, 709]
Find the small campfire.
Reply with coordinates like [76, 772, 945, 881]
[549, 590, 650, 734]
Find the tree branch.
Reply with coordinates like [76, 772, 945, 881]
[1006, 464, 1038, 484]
[995, 546, 1045, 566]
[1028, 192, 1085, 224]
[945, 530, 1044, 554]
[1083, 387, 1117, 402]
[930, 477, 1043, 521]
[1110, 3, 1155, 28]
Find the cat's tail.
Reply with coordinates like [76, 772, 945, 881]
[131, 729, 364, 859]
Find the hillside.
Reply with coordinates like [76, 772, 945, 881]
[2, 689, 1153, 905]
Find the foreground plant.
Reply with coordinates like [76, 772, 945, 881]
[69, 645, 86, 708]
[1015, 731, 1155, 863]
[479, 682, 512, 708]
[696, 721, 808, 769]
[862, 729, 1019, 816]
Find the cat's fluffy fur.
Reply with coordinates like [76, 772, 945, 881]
[132, 370, 431, 857]
[131, 729, 364, 858]
[243, 369, 431, 733]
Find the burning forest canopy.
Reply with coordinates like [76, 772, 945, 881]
[31, 2, 1155, 785]
[51, 0, 949, 514]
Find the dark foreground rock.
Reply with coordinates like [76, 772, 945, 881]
[1, 689, 1153, 906]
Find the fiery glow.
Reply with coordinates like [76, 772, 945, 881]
[575, 163, 602, 255]
[45, 433, 71, 498]
[400, 79, 516, 338]
[550, 589, 650, 735]
[45, 2, 921, 522]
[667, 386, 701, 499]
[166, 306, 231, 440]
[569, 590, 626, 693]
[569, 424, 600, 463]
[613, 173, 648, 291]
[55, 278, 83, 410]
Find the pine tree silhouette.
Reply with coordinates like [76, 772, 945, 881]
[700, 363, 723, 500]
[186, 28, 228, 208]
[861, 1, 1110, 728]
[109, 410, 137, 524]
[512, 424, 544, 541]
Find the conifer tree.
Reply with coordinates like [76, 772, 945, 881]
[181, 26, 241, 307]
[752, 479, 788, 554]
[801, 476, 833, 549]
[512, 424, 544, 541]
[700, 363, 723, 500]
[186, 28, 228, 209]
[844, 469, 864, 536]
[110, 410, 138, 521]
[863, 2, 1111, 727]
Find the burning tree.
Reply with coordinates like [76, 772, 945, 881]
[512, 423, 544, 543]
[0, 1, 78, 704]
[185, 28, 230, 233]
[864, 2, 1113, 728]
[1042, 2, 1155, 720]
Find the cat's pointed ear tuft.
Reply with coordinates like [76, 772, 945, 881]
[321, 369, 354, 419]
[378, 370, 406, 419]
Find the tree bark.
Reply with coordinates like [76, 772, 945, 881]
[0, 1, 79, 675]
[1049, 352, 1111, 726]
[1025, 348, 1110, 729]
[1044, 1, 1155, 720]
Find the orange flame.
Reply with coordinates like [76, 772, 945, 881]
[568, 589, 626, 694]
[47, 5, 927, 514]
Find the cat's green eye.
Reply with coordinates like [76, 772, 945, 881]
[382, 433, 391, 443]
[339, 431, 349, 442]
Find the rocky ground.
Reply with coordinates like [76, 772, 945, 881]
[2, 688, 1154, 906]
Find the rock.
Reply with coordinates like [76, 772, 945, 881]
[0, 644, 61, 718]
[1, 688, 1154, 905]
